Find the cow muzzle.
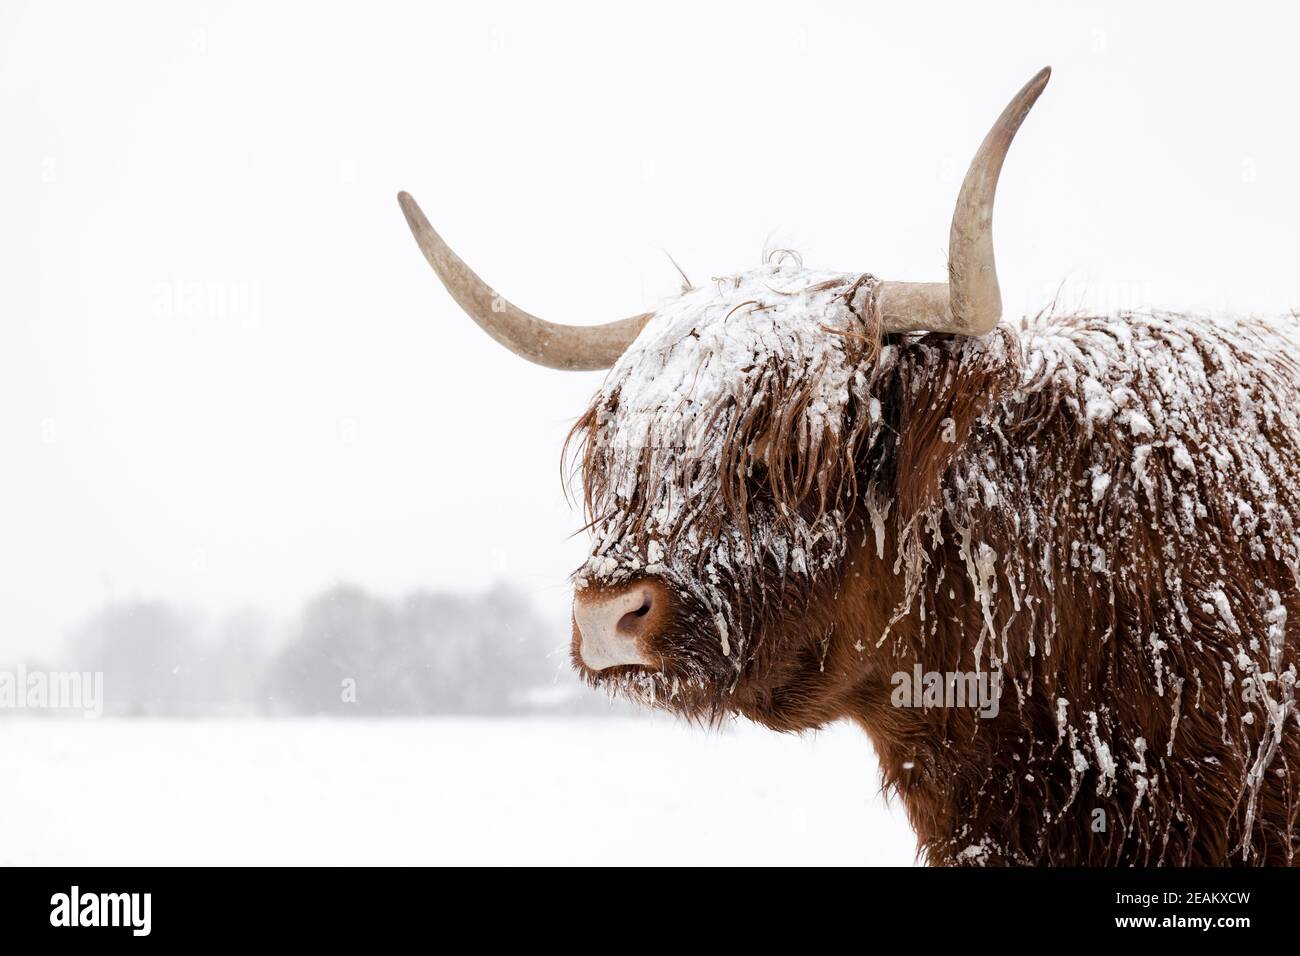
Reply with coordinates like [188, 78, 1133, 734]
[572, 580, 666, 671]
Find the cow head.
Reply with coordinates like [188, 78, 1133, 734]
[399, 68, 1049, 727]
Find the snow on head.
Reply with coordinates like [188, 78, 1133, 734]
[565, 259, 886, 686]
[572, 259, 881, 588]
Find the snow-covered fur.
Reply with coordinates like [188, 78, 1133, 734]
[567, 258, 1300, 865]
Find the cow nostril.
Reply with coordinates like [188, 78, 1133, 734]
[617, 591, 654, 634]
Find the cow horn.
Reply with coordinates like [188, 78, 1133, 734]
[877, 66, 1051, 335]
[397, 191, 649, 371]
[401, 68, 1048, 360]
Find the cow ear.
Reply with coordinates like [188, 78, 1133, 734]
[890, 331, 1017, 525]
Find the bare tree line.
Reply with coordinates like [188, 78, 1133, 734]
[7, 584, 618, 717]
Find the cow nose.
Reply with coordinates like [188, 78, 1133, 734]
[573, 583, 662, 671]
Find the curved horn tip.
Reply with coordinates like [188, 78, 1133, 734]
[396, 190, 424, 224]
[395, 187, 646, 370]
[1023, 66, 1052, 104]
[1005, 66, 1052, 120]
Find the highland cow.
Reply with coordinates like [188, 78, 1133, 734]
[398, 67, 1300, 865]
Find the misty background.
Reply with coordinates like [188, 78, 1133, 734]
[4, 1, 1299, 718]
[12, 582, 607, 717]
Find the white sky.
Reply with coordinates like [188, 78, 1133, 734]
[3, 0, 1298, 660]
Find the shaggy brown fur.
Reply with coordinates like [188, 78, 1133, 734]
[568, 286, 1300, 866]
[862, 317, 1300, 865]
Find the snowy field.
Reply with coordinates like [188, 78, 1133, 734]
[0, 717, 916, 866]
